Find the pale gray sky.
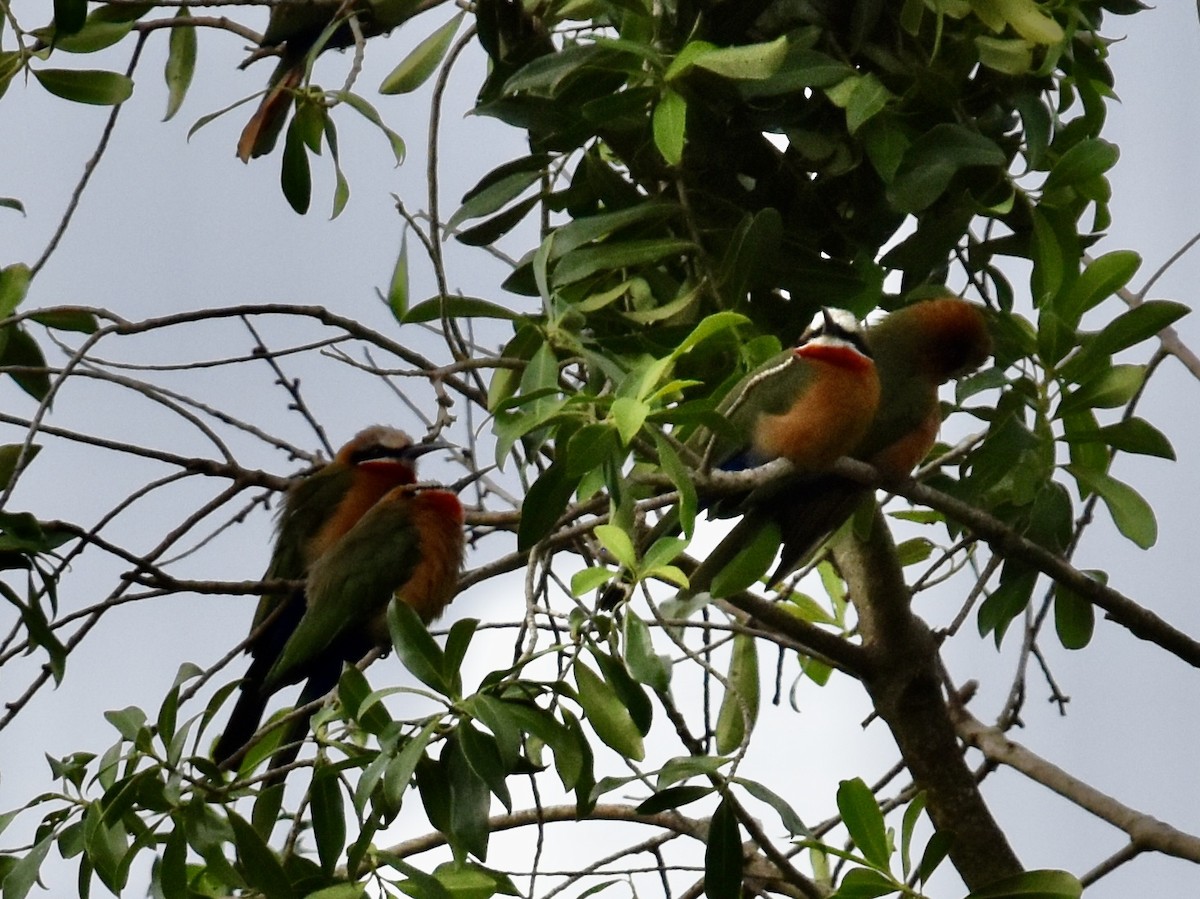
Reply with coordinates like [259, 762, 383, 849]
[2, 2, 1199, 897]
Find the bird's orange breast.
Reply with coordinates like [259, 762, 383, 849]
[308, 465, 415, 562]
[391, 490, 465, 625]
[753, 357, 881, 471]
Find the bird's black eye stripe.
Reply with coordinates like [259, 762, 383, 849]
[799, 309, 873, 358]
[349, 444, 411, 465]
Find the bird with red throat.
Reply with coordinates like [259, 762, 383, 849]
[688, 296, 992, 595]
[213, 426, 465, 780]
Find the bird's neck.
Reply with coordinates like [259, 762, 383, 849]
[795, 343, 873, 373]
[310, 464, 416, 558]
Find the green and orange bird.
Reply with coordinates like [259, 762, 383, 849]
[693, 296, 993, 594]
[213, 426, 465, 775]
[670, 309, 881, 598]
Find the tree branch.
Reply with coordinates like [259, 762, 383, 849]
[832, 505, 1024, 890]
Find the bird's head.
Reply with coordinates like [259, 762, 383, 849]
[869, 296, 993, 385]
[335, 427, 449, 483]
[793, 307, 873, 372]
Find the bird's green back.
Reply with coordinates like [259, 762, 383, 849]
[252, 462, 356, 630]
[265, 495, 424, 688]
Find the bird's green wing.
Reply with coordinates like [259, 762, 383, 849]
[265, 495, 424, 689]
[251, 463, 355, 630]
[702, 350, 815, 468]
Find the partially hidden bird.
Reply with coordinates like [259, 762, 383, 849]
[687, 296, 992, 596]
[645, 308, 880, 601]
[237, 0, 427, 162]
[701, 307, 881, 476]
[212, 426, 465, 777]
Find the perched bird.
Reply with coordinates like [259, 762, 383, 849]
[213, 426, 465, 776]
[693, 296, 993, 593]
[632, 309, 880, 604]
[701, 307, 881, 477]
[237, 0, 426, 161]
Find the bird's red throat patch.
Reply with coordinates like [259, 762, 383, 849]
[795, 343, 872, 373]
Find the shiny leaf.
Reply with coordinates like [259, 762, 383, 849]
[714, 633, 759, 754]
[704, 796, 742, 899]
[1067, 465, 1157, 548]
[573, 659, 645, 761]
[33, 68, 133, 105]
[380, 12, 465, 94]
[163, 11, 196, 120]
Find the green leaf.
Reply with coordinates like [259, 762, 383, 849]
[1053, 574, 1099, 650]
[691, 36, 789, 80]
[622, 611, 671, 692]
[571, 565, 615, 597]
[280, 115, 312, 214]
[652, 89, 687, 166]
[456, 194, 540, 247]
[445, 735, 492, 860]
[975, 36, 1033, 75]
[609, 396, 648, 446]
[704, 796, 743, 899]
[636, 784, 712, 814]
[899, 792, 926, 879]
[311, 768, 347, 874]
[965, 868, 1082, 899]
[387, 600, 452, 696]
[1092, 417, 1174, 460]
[229, 811, 295, 899]
[517, 462, 579, 551]
[457, 153, 549, 212]
[831, 867, 897, 898]
[655, 436, 697, 537]
[386, 231, 409, 321]
[572, 659, 645, 761]
[1090, 299, 1189, 356]
[1, 327, 52, 401]
[2, 833, 53, 899]
[1055, 364, 1144, 416]
[337, 666, 393, 735]
[843, 73, 893, 134]
[380, 12, 465, 94]
[29, 307, 99, 333]
[163, 11, 196, 121]
[714, 633, 759, 754]
[0, 444, 38, 491]
[1043, 139, 1118, 193]
[1061, 250, 1141, 319]
[33, 68, 133, 105]
[733, 777, 810, 837]
[992, 0, 1065, 43]
[404, 295, 520, 324]
[836, 778, 890, 870]
[0, 263, 31, 319]
[550, 202, 679, 260]
[594, 523, 637, 570]
[0, 198, 25, 215]
[458, 721, 513, 812]
[1067, 466, 1157, 548]
[54, 0, 87, 36]
[888, 124, 1006, 212]
[978, 564, 1037, 645]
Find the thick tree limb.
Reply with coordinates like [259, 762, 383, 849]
[832, 506, 1024, 891]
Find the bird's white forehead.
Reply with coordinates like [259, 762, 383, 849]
[807, 307, 862, 334]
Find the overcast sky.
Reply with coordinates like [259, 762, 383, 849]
[2, 2, 1200, 897]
